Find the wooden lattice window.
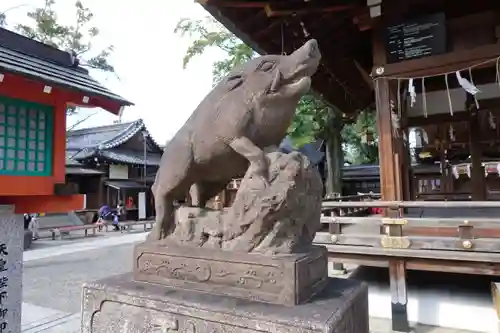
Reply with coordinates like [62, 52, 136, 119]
[0, 96, 53, 176]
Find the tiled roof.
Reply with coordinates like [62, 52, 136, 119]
[0, 28, 132, 107]
[65, 166, 104, 175]
[67, 119, 161, 150]
[342, 164, 380, 180]
[104, 180, 148, 190]
[99, 149, 161, 166]
[67, 121, 136, 150]
[66, 119, 163, 166]
[65, 152, 82, 166]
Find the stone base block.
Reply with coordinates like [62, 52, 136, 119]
[81, 274, 369, 333]
[133, 242, 328, 306]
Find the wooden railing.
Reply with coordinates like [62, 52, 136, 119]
[322, 192, 381, 217]
[316, 200, 500, 261]
[317, 199, 500, 333]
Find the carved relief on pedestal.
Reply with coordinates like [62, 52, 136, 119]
[81, 287, 108, 333]
[84, 297, 261, 333]
[136, 252, 283, 293]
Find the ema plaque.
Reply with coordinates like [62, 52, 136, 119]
[386, 13, 446, 63]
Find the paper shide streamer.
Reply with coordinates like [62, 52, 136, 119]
[408, 78, 416, 108]
[375, 55, 500, 119]
[456, 70, 480, 96]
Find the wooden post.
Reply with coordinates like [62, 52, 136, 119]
[374, 78, 402, 202]
[400, 104, 411, 202]
[389, 260, 410, 332]
[325, 112, 346, 274]
[468, 110, 486, 200]
[373, 22, 410, 332]
[97, 175, 104, 207]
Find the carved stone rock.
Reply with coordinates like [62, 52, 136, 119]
[81, 274, 369, 333]
[165, 151, 323, 255]
[133, 242, 327, 306]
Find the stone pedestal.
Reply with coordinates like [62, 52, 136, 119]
[133, 242, 328, 306]
[82, 273, 368, 333]
[0, 206, 23, 333]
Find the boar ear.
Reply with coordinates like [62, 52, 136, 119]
[226, 74, 244, 91]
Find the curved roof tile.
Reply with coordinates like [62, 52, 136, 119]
[0, 28, 132, 107]
[66, 119, 163, 165]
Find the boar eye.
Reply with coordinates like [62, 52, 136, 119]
[257, 61, 275, 72]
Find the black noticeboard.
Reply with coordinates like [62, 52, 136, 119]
[386, 13, 446, 63]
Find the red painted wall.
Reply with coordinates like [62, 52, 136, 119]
[0, 72, 120, 212]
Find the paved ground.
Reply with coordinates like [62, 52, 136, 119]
[21, 230, 478, 333]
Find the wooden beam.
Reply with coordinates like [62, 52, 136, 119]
[264, 3, 354, 18]
[201, 0, 357, 13]
[197, 0, 267, 8]
[389, 260, 410, 333]
[353, 59, 374, 90]
[241, 10, 267, 31]
[353, 9, 373, 31]
[254, 19, 282, 39]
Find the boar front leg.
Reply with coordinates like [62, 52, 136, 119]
[229, 136, 269, 183]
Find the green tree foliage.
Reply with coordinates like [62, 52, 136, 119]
[288, 94, 333, 147]
[175, 16, 255, 85]
[341, 109, 378, 165]
[2, 0, 115, 114]
[175, 15, 378, 164]
[15, 0, 114, 73]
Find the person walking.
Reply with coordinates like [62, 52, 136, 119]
[28, 213, 40, 240]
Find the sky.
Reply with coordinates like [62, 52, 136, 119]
[1, 0, 223, 145]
